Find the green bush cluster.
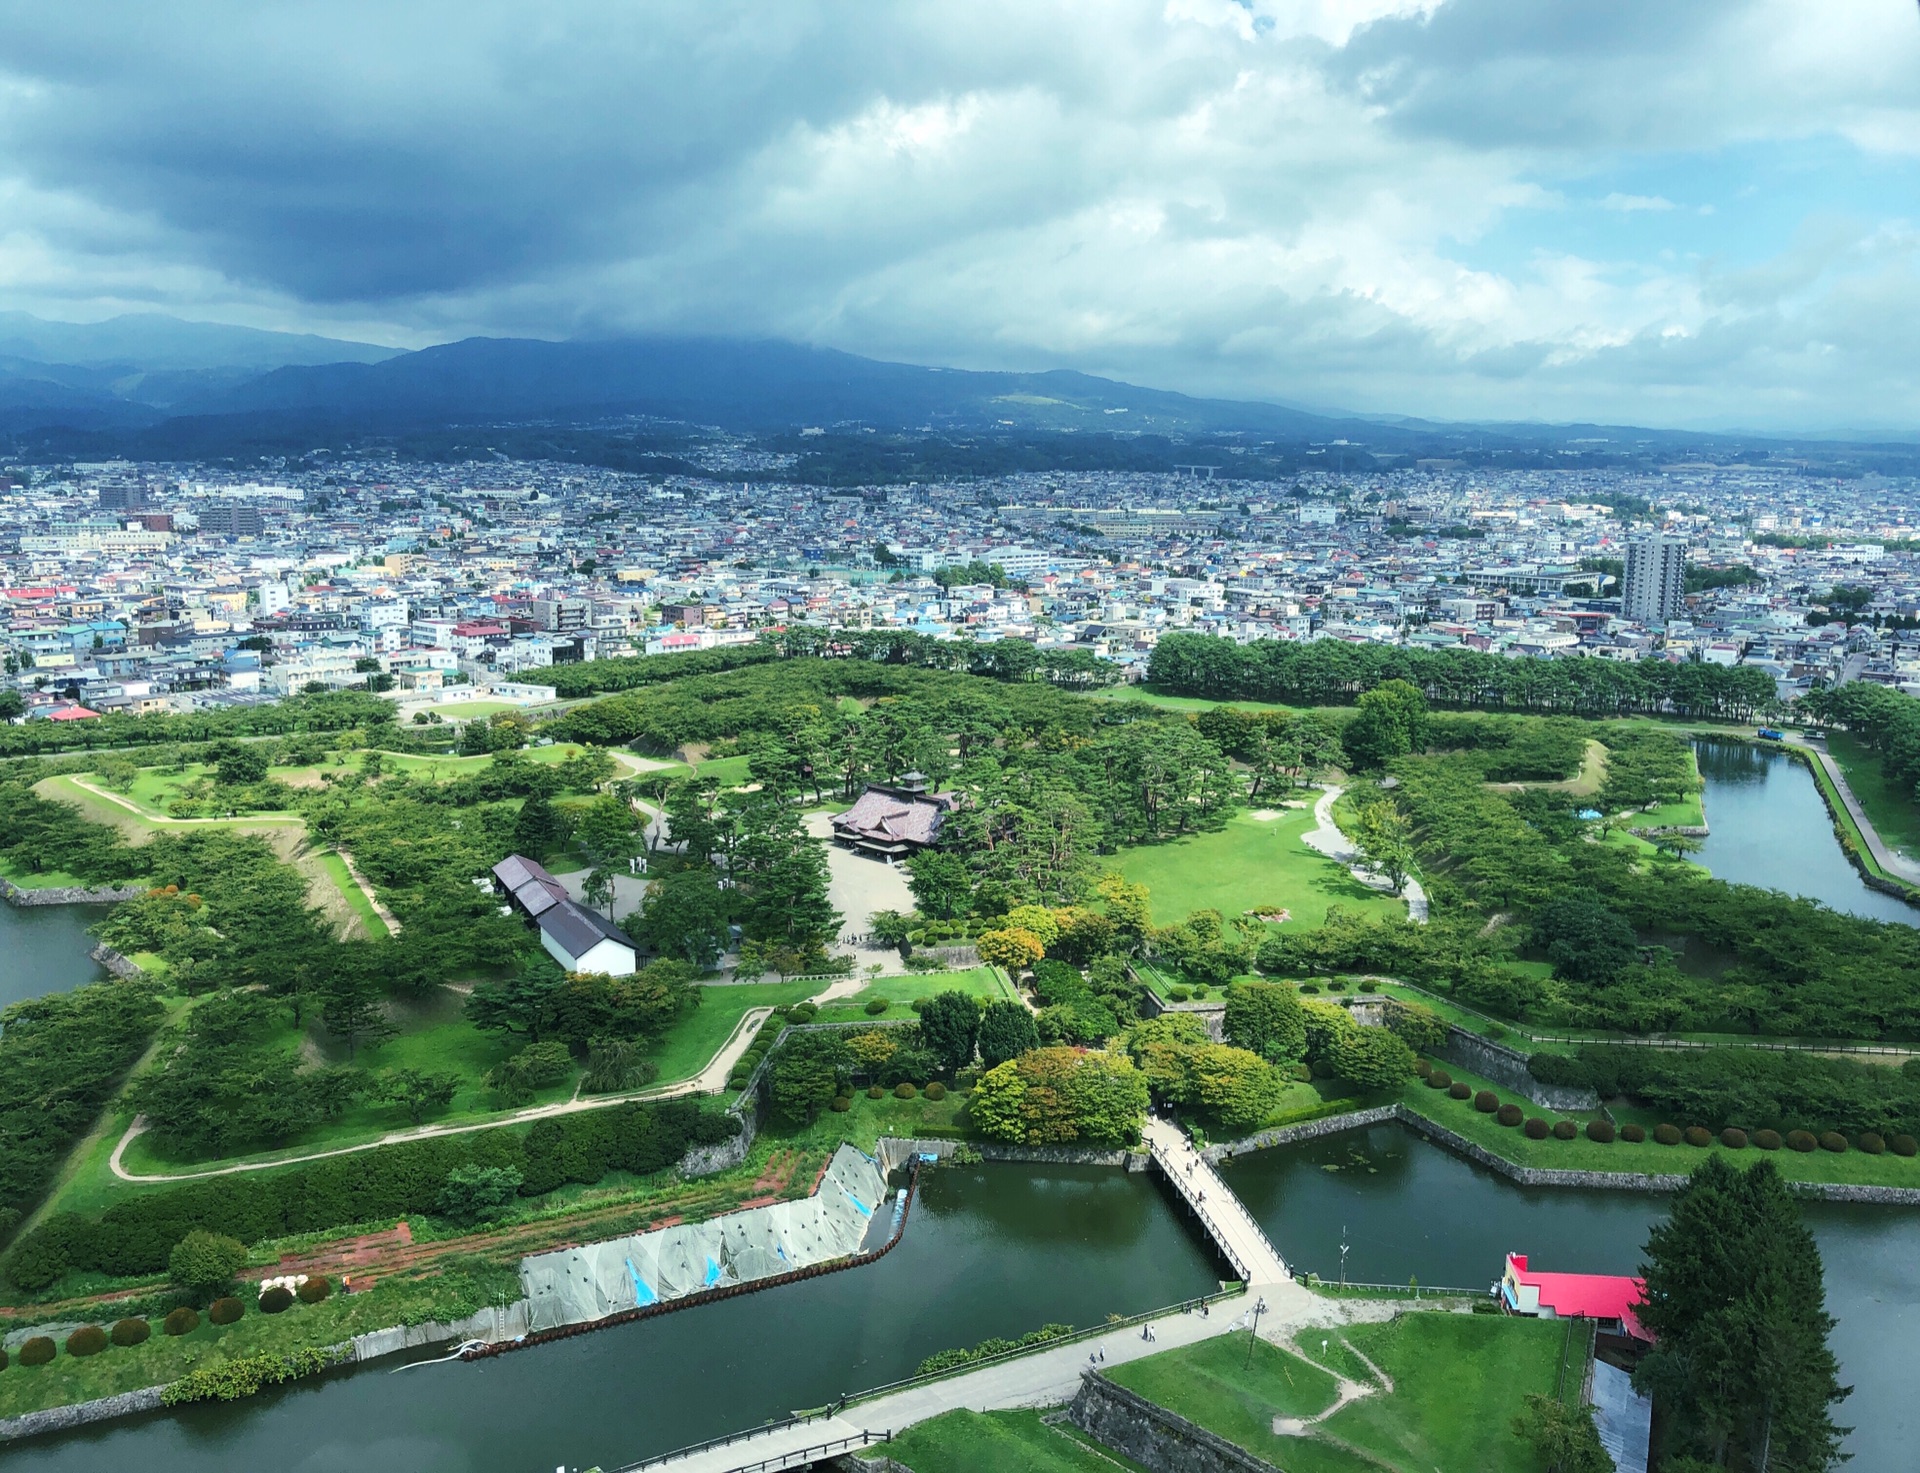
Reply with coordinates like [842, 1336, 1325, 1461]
[111, 1318, 151, 1347]
[914, 1322, 1074, 1376]
[924, 1081, 947, 1101]
[1622, 1124, 1647, 1143]
[1653, 1124, 1684, 1145]
[1496, 1104, 1523, 1127]
[1586, 1120, 1616, 1143]
[1787, 1130, 1817, 1152]
[161, 1347, 334, 1406]
[163, 1307, 201, 1336]
[1552, 1119, 1578, 1140]
[66, 1325, 107, 1357]
[259, 1285, 294, 1314]
[1754, 1129, 1783, 1150]
[1819, 1132, 1848, 1154]
[209, 1297, 244, 1325]
[296, 1275, 332, 1304]
[894, 1082, 917, 1099]
[8, 1098, 730, 1291]
[1720, 1127, 1748, 1149]
[1522, 1117, 1549, 1140]
[1447, 1081, 1471, 1100]
[829, 1096, 851, 1112]
[864, 998, 890, 1015]
[1425, 1069, 1453, 1090]
[18, 1336, 55, 1366]
[1474, 1090, 1499, 1113]
[1684, 1126, 1714, 1148]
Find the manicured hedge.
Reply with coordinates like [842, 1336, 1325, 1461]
[1586, 1120, 1615, 1143]
[1653, 1124, 1683, 1146]
[1426, 1070, 1453, 1090]
[1448, 1081, 1471, 1100]
[7, 1098, 732, 1291]
[925, 1082, 947, 1101]
[1720, 1127, 1748, 1150]
[163, 1307, 201, 1335]
[1787, 1130, 1817, 1152]
[209, 1297, 244, 1325]
[1684, 1126, 1713, 1148]
[1819, 1131, 1848, 1154]
[1473, 1091, 1499, 1113]
[1496, 1104, 1523, 1127]
[894, 1082, 917, 1099]
[1552, 1120, 1578, 1141]
[1522, 1117, 1549, 1140]
[259, 1285, 294, 1314]
[1859, 1132, 1887, 1156]
[1754, 1129, 1783, 1150]
[1621, 1124, 1647, 1144]
[18, 1336, 54, 1366]
[829, 1096, 851, 1112]
[66, 1325, 107, 1357]
[111, 1318, 151, 1347]
[1893, 1134, 1919, 1157]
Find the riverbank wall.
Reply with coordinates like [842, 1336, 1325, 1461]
[0, 877, 142, 907]
[1205, 1103, 1920, 1205]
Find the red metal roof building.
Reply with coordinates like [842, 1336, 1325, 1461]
[1501, 1253, 1651, 1343]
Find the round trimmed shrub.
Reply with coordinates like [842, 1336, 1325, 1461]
[1720, 1127, 1748, 1150]
[1621, 1124, 1647, 1144]
[1413, 1058, 1432, 1079]
[1448, 1081, 1472, 1100]
[789, 1003, 817, 1022]
[1359, 980, 1378, 993]
[1754, 1129, 1783, 1151]
[1684, 1126, 1713, 1148]
[1858, 1132, 1887, 1156]
[209, 1296, 244, 1325]
[259, 1285, 294, 1314]
[909, 998, 930, 1014]
[110, 1318, 150, 1347]
[296, 1277, 330, 1305]
[1327, 980, 1347, 993]
[829, 1096, 852, 1113]
[1426, 1069, 1452, 1090]
[1189, 986, 1209, 1000]
[1819, 1131, 1848, 1154]
[1290, 1063, 1313, 1082]
[1496, 1103, 1524, 1127]
[1167, 987, 1191, 1002]
[864, 998, 890, 1015]
[924, 1081, 947, 1101]
[1787, 1130, 1817, 1152]
[727, 1072, 750, 1090]
[894, 1082, 917, 1099]
[163, 1307, 201, 1336]
[1473, 1090, 1499, 1113]
[1586, 1119, 1616, 1143]
[66, 1326, 107, 1357]
[1297, 983, 1320, 995]
[18, 1337, 54, 1367]
[1522, 1117, 1549, 1140]
[1653, 1124, 1683, 1146]
[867, 1085, 885, 1100]
[1553, 1119, 1578, 1141]
[1891, 1134, 1918, 1157]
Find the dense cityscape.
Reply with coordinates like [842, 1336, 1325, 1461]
[7, 448, 1920, 720]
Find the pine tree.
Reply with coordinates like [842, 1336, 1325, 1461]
[1636, 1157, 1849, 1472]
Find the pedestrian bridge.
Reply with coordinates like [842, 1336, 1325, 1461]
[1142, 1116, 1290, 1285]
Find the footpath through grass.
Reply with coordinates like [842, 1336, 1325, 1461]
[811, 967, 1015, 1022]
[1107, 1331, 1341, 1433]
[1112, 807, 1405, 930]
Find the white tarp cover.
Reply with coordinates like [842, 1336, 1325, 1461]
[520, 1144, 886, 1332]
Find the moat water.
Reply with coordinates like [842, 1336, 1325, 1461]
[0, 900, 107, 1008]
[1692, 738, 1919, 925]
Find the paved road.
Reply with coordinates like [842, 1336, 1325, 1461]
[627, 1279, 1367, 1473]
[1793, 737, 1920, 886]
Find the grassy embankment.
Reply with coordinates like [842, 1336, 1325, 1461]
[878, 1408, 1153, 1472]
[1103, 1310, 1567, 1473]
[1826, 731, 1920, 864]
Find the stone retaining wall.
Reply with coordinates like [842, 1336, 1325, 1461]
[89, 943, 145, 980]
[1070, 1371, 1280, 1473]
[0, 1386, 166, 1443]
[875, 1136, 1149, 1172]
[349, 1301, 528, 1361]
[1211, 1103, 1920, 1205]
[0, 876, 142, 906]
[1441, 1027, 1599, 1112]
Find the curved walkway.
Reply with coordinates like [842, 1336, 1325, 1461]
[106, 1001, 786, 1184]
[1302, 786, 1429, 924]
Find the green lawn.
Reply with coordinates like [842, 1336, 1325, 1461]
[761, 1082, 974, 1152]
[0, 854, 93, 888]
[1108, 1330, 1342, 1443]
[879, 1409, 1149, 1473]
[811, 967, 1016, 1022]
[1289, 1312, 1568, 1473]
[1091, 685, 1303, 715]
[1826, 732, 1920, 863]
[690, 753, 754, 787]
[314, 849, 387, 937]
[644, 982, 818, 1083]
[1112, 807, 1407, 931]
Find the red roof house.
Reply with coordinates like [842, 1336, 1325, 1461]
[1501, 1253, 1651, 1342]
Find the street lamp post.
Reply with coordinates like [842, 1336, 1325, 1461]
[1244, 1295, 1268, 1368]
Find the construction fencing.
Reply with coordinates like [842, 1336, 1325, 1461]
[520, 1144, 890, 1333]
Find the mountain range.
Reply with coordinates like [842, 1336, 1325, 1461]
[0, 312, 1905, 465]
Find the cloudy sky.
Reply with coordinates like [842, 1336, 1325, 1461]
[1, 0, 1916, 430]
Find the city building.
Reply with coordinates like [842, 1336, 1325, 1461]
[1623, 535, 1688, 625]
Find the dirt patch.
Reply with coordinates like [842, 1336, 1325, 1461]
[1249, 809, 1283, 821]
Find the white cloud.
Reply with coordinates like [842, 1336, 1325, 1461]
[0, 0, 1911, 427]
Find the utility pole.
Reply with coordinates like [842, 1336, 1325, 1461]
[1244, 1295, 1267, 1368]
[1339, 1226, 1350, 1287]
